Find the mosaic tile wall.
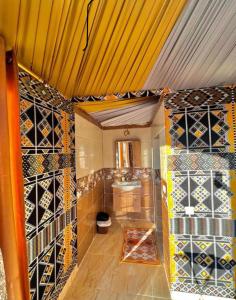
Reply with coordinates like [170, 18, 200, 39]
[164, 86, 236, 298]
[19, 72, 77, 300]
[76, 169, 104, 197]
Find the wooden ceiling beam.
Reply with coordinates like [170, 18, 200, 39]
[74, 106, 102, 129]
[102, 123, 151, 130]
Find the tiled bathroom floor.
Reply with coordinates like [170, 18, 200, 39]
[62, 222, 171, 300]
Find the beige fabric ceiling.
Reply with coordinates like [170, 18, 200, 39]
[144, 0, 236, 91]
[89, 97, 159, 126]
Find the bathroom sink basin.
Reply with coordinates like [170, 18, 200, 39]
[112, 181, 141, 191]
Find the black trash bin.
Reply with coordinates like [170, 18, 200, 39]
[96, 212, 111, 234]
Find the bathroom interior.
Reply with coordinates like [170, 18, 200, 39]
[0, 1, 236, 300]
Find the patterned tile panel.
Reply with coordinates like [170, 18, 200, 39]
[24, 180, 37, 237]
[169, 105, 230, 153]
[165, 86, 235, 110]
[171, 218, 236, 237]
[20, 96, 64, 154]
[27, 205, 77, 265]
[103, 167, 153, 181]
[28, 261, 37, 300]
[72, 89, 161, 103]
[168, 152, 236, 171]
[20, 97, 36, 148]
[19, 72, 74, 114]
[164, 86, 236, 298]
[20, 70, 77, 300]
[170, 171, 233, 218]
[53, 112, 63, 151]
[22, 153, 75, 177]
[37, 244, 55, 300]
[171, 282, 235, 298]
[172, 235, 235, 297]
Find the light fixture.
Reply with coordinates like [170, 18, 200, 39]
[124, 129, 130, 136]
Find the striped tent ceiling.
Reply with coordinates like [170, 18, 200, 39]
[0, 0, 186, 98]
[1, 0, 236, 127]
[88, 97, 160, 127]
[144, 0, 236, 91]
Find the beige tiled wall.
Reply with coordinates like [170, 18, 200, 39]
[75, 114, 103, 179]
[75, 114, 104, 264]
[77, 179, 103, 265]
[75, 117, 152, 173]
[102, 127, 152, 168]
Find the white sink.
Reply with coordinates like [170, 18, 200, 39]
[112, 181, 141, 191]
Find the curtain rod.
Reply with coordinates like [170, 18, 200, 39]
[17, 63, 44, 83]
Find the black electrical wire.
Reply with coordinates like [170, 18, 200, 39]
[83, 0, 95, 51]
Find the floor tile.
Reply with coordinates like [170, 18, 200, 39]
[72, 286, 97, 300]
[62, 222, 170, 300]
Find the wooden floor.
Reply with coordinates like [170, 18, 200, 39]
[62, 222, 171, 300]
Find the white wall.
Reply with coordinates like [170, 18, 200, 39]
[102, 127, 152, 168]
[75, 114, 103, 179]
[151, 102, 166, 170]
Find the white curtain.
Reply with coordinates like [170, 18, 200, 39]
[144, 0, 236, 91]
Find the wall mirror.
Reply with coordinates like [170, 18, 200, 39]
[115, 139, 141, 168]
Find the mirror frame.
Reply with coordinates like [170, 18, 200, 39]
[114, 138, 141, 168]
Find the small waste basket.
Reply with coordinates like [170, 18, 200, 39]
[96, 212, 111, 234]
